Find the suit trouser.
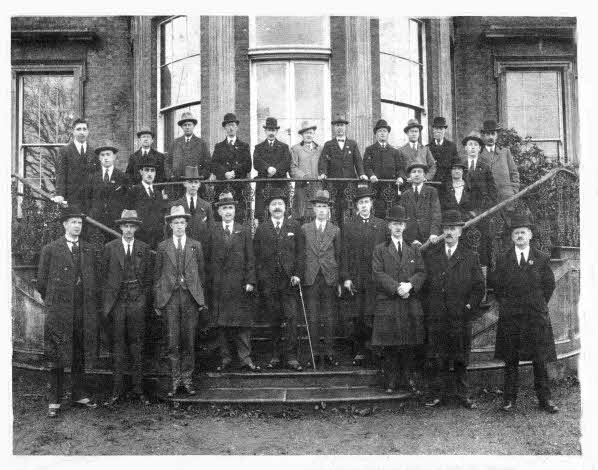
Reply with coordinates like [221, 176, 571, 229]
[382, 346, 417, 390]
[265, 276, 299, 361]
[504, 359, 551, 403]
[166, 288, 199, 387]
[427, 358, 469, 399]
[350, 286, 376, 356]
[304, 271, 336, 356]
[218, 327, 252, 365]
[111, 291, 146, 395]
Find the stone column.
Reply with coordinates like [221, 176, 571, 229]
[131, 17, 153, 137]
[345, 17, 373, 154]
[428, 18, 454, 137]
[205, 16, 236, 151]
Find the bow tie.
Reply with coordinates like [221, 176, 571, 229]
[337, 139, 345, 142]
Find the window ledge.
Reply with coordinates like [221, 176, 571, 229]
[12, 30, 99, 43]
[483, 26, 575, 41]
[248, 46, 331, 60]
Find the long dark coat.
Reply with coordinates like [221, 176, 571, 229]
[171, 195, 213, 245]
[401, 184, 442, 245]
[425, 243, 485, 364]
[205, 222, 257, 327]
[363, 142, 405, 180]
[371, 240, 426, 346]
[167, 134, 212, 180]
[55, 141, 100, 209]
[318, 138, 364, 178]
[36, 236, 98, 368]
[211, 138, 252, 179]
[126, 148, 167, 184]
[489, 247, 557, 363]
[464, 159, 498, 212]
[86, 168, 129, 230]
[128, 184, 168, 249]
[427, 139, 458, 185]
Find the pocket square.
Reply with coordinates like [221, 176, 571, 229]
[287, 232, 294, 236]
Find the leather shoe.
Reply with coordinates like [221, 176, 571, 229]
[459, 397, 477, 409]
[134, 393, 151, 405]
[425, 398, 443, 408]
[352, 354, 365, 367]
[408, 379, 422, 396]
[286, 360, 303, 371]
[539, 400, 559, 414]
[72, 398, 98, 409]
[103, 395, 121, 407]
[266, 358, 281, 369]
[183, 384, 196, 396]
[242, 362, 261, 373]
[500, 400, 515, 412]
[48, 404, 61, 418]
[167, 384, 180, 398]
[324, 355, 339, 367]
[216, 361, 232, 372]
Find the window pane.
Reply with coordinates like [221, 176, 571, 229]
[379, 17, 410, 57]
[381, 55, 416, 106]
[23, 146, 59, 193]
[255, 16, 326, 47]
[22, 75, 75, 145]
[256, 62, 289, 122]
[409, 20, 420, 62]
[187, 16, 201, 56]
[381, 102, 416, 147]
[160, 20, 173, 65]
[161, 56, 201, 109]
[164, 104, 201, 152]
[293, 62, 326, 138]
[172, 16, 188, 61]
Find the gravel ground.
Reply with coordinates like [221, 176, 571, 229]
[12, 368, 581, 455]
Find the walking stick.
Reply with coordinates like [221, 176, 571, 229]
[297, 282, 317, 371]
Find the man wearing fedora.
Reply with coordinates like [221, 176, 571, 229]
[253, 188, 305, 371]
[126, 129, 167, 185]
[397, 119, 437, 182]
[86, 143, 129, 246]
[171, 165, 213, 245]
[167, 111, 212, 182]
[364, 118, 406, 219]
[253, 117, 292, 222]
[424, 210, 484, 409]
[318, 113, 368, 224]
[128, 161, 168, 249]
[427, 116, 459, 187]
[290, 120, 323, 223]
[489, 214, 558, 414]
[341, 186, 388, 366]
[211, 113, 252, 222]
[102, 209, 153, 406]
[205, 192, 260, 372]
[154, 205, 207, 396]
[53, 118, 100, 209]
[301, 189, 341, 367]
[371, 204, 426, 394]
[37, 205, 99, 417]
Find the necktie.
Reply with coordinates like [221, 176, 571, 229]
[71, 241, 79, 254]
[447, 247, 452, 259]
[226, 224, 232, 237]
[80, 145, 85, 157]
[362, 218, 368, 224]
[519, 251, 525, 267]
[186, 138, 190, 144]
[229, 139, 234, 146]
[412, 143, 416, 150]
[381, 143, 386, 149]
[142, 150, 148, 157]
[189, 197, 195, 214]
[414, 187, 419, 202]
[469, 159, 476, 171]
[320, 223, 325, 233]
[269, 141, 274, 147]
[127, 243, 131, 257]
[103, 170, 109, 183]
[148, 186, 155, 199]
[177, 237, 182, 252]
[275, 222, 281, 234]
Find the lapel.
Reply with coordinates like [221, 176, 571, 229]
[387, 241, 402, 265]
[59, 237, 74, 267]
[320, 222, 335, 250]
[447, 243, 462, 270]
[116, 240, 125, 269]
[165, 238, 177, 269]
[183, 239, 194, 269]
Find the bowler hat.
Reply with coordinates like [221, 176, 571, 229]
[298, 120, 317, 135]
[180, 166, 204, 181]
[177, 111, 198, 127]
[353, 185, 376, 202]
[164, 204, 191, 222]
[310, 189, 333, 206]
[480, 119, 502, 133]
[441, 210, 466, 226]
[461, 131, 485, 148]
[136, 161, 158, 171]
[222, 113, 240, 127]
[403, 118, 423, 133]
[264, 187, 288, 206]
[263, 117, 280, 130]
[115, 209, 143, 226]
[331, 113, 349, 125]
[58, 204, 85, 223]
[450, 156, 468, 170]
[386, 204, 409, 222]
[214, 191, 238, 207]
[373, 119, 391, 133]
[509, 213, 535, 231]
[406, 162, 429, 174]
[136, 129, 155, 138]
[94, 144, 119, 155]
[432, 117, 448, 128]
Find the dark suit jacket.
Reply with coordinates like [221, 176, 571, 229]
[363, 142, 405, 180]
[440, 180, 474, 216]
[397, 143, 437, 181]
[86, 168, 129, 228]
[480, 146, 520, 201]
[55, 141, 100, 208]
[253, 139, 291, 179]
[211, 138, 252, 179]
[154, 237, 206, 309]
[318, 138, 364, 178]
[401, 184, 442, 244]
[128, 184, 168, 249]
[301, 220, 341, 286]
[427, 139, 458, 185]
[171, 195, 213, 244]
[464, 159, 498, 212]
[126, 148, 167, 184]
[167, 134, 211, 180]
[254, 218, 305, 287]
[101, 238, 153, 315]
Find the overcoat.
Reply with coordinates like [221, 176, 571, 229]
[101, 238, 153, 316]
[463, 159, 498, 212]
[427, 139, 458, 185]
[318, 138, 364, 178]
[210, 138, 252, 179]
[397, 142, 437, 181]
[36, 236, 98, 368]
[480, 146, 520, 201]
[425, 243, 484, 363]
[55, 141, 100, 208]
[440, 180, 474, 215]
[126, 148, 167, 184]
[401, 184, 442, 245]
[371, 240, 426, 346]
[363, 142, 405, 180]
[205, 222, 256, 327]
[253, 139, 291, 179]
[171, 195, 213, 245]
[301, 220, 341, 287]
[290, 141, 322, 219]
[128, 184, 168, 249]
[489, 247, 557, 362]
[86, 168, 129, 230]
[167, 134, 211, 180]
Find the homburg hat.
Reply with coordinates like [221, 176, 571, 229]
[353, 185, 376, 202]
[298, 120, 317, 135]
[263, 117, 280, 130]
[461, 131, 485, 148]
[94, 143, 119, 155]
[406, 161, 429, 173]
[136, 129, 155, 138]
[403, 118, 423, 133]
[115, 209, 143, 226]
[386, 204, 409, 222]
[214, 191, 238, 207]
[441, 209, 466, 227]
[331, 113, 349, 125]
[432, 116, 448, 128]
[310, 189, 333, 206]
[373, 119, 391, 133]
[480, 119, 502, 133]
[509, 213, 535, 231]
[58, 204, 86, 223]
[164, 204, 191, 222]
[177, 111, 198, 127]
[135, 160, 158, 171]
[180, 165, 204, 181]
[264, 187, 288, 206]
[450, 156, 468, 170]
[222, 113, 240, 127]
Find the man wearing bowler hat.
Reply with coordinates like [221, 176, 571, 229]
[424, 210, 484, 409]
[318, 113, 368, 224]
[427, 117, 459, 187]
[489, 214, 558, 414]
[167, 111, 212, 182]
[127, 129, 167, 184]
[253, 117, 292, 222]
[37, 205, 98, 417]
[154, 205, 207, 396]
[211, 113, 253, 221]
[363, 118, 406, 218]
[301, 189, 341, 367]
[397, 118, 437, 182]
[102, 209, 153, 406]
[253, 188, 305, 371]
[341, 185, 388, 366]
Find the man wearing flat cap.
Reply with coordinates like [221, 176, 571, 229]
[102, 209, 153, 406]
[424, 210, 484, 410]
[489, 214, 558, 414]
[127, 129, 167, 184]
[427, 117, 459, 187]
[167, 111, 212, 183]
[210, 113, 252, 222]
[397, 118, 437, 182]
[253, 117, 292, 222]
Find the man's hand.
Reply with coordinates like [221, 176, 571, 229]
[245, 284, 254, 293]
[344, 280, 355, 295]
[52, 195, 67, 206]
[411, 240, 422, 248]
[398, 282, 412, 297]
[209, 173, 217, 181]
[290, 276, 300, 286]
[396, 177, 404, 186]
[429, 234, 439, 244]
[154, 308, 162, 317]
[359, 174, 369, 181]
[267, 166, 277, 177]
[318, 174, 327, 180]
[369, 175, 379, 183]
[224, 170, 235, 180]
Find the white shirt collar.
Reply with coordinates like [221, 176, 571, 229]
[65, 235, 79, 244]
[187, 194, 196, 204]
[173, 234, 187, 248]
[316, 219, 326, 230]
[228, 136, 236, 145]
[141, 180, 153, 192]
[102, 166, 114, 178]
[222, 221, 233, 230]
[410, 142, 417, 149]
[435, 139, 444, 146]
[141, 147, 150, 155]
[185, 135, 192, 142]
[486, 145, 495, 153]
[122, 237, 134, 251]
[271, 217, 283, 227]
[413, 182, 424, 191]
[445, 241, 458, 255]
[515, 245, 530, 262]
[391, 235, 403, 249]
[74, 141, 86, 153]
